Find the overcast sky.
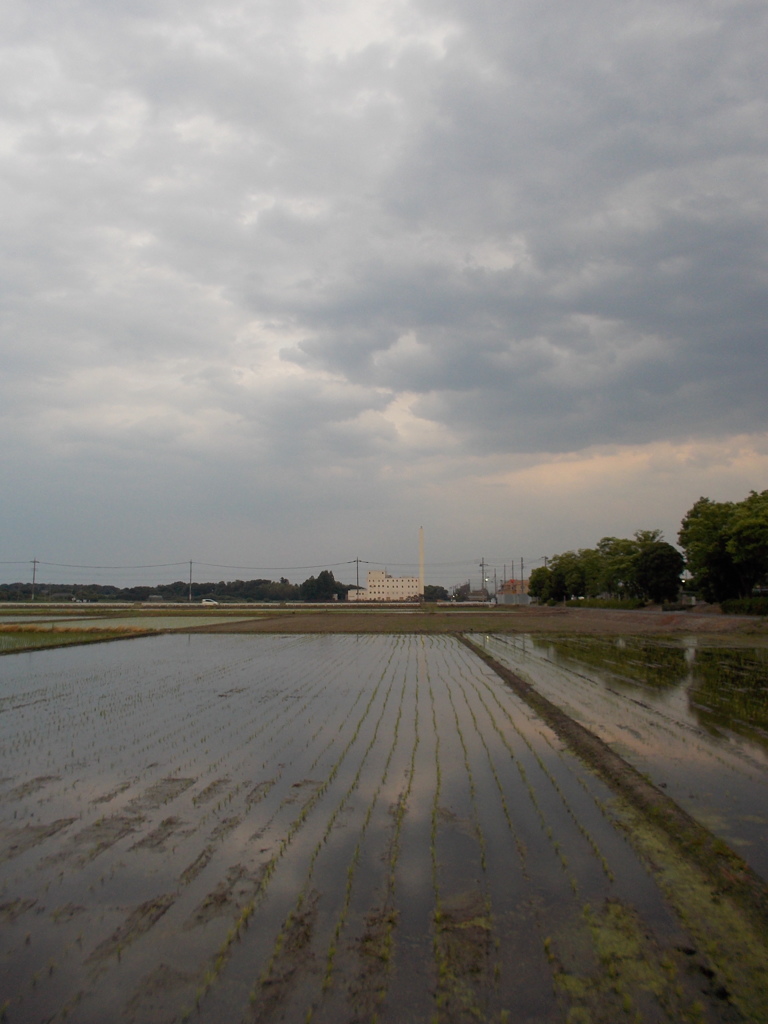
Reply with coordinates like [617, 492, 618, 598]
[2, 0, 767, 590]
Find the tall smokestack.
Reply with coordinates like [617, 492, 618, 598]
[419, 526, 425, 597]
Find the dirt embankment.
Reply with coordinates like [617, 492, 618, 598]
[458, 634, 768, 935]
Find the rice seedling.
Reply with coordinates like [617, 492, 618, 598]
[2, 632, 766, 1024]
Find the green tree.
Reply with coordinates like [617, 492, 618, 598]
[548, 551, 588, 599]
[300, 570, 346, 601]
[678, 497, 742, 601]
[596, 536, 641, 598]
[546, 559, 568, 601]
[725, 490, 768, 594]
[424, 585, 449, 602]
[528, 566, 553, 601]
[634, 542, 685, 603]
[634, 529, 664, 545]
[576, 548, 604, 597]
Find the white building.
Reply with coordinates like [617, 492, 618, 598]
[348, 569, 422, 602]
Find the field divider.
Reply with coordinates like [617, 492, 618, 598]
[457, 635, 768, 932]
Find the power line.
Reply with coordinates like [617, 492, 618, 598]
[9, 556, 548, 573]
[1, 553, 550, 592]
[39, 561, 189, 570]
[194, 560, 357, 572]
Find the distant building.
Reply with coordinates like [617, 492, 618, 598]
[347, 569, 422, 602]
[497, 578, 531, 606]
[498, 577, 528, 595]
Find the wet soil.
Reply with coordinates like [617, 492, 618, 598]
[183, 605, 768, 637]
[86, 894, 177, 966]
[0, 818, 77, 863]
[245, 890, 321, 1021]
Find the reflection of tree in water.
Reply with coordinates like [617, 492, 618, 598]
[528, 636, 768, 747]
[530, 636, 689, 690]
[687, 648, 768, 739]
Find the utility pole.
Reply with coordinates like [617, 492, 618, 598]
[188, 561, 193, 603]
[419, 526, 425, 599]
[355, 557, 360, 590]
[479, 558, 486, 594]
[521, 556, 524, 587]
[31, 558, 38, 602]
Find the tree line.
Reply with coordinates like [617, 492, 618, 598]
[528, 489, 768, 605]
[0, 570, 349, 604]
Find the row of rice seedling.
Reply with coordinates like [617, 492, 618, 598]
[157, 637, 417, 1023]
[0, 634, 381, 1022]
[427, 645, 498, 1024]
[1, 638, 328, 902]
[457, 652, 615, 895]
[117, 639, 400, 1016]
[406, 639, 659, 1019]
[259, 668, 409, 1020]
[454, 640, 643, 952]
[316, 668, 410, 997]
[314, 656, 423, 1023]
[183, 638, 411, 1022]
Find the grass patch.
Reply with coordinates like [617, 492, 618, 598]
[551, 898, 711, 1023]
[0, 626, 152, 653]
[608, 800, 768, 1022]
[722, 597, 768, 616]
[565, 598, 647, 610]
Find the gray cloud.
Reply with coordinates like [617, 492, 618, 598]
[1, 0, 767, 575]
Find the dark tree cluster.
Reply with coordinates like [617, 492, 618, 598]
[298, 570, 347, 602]
[527, 531, 684, 604]
[678, 490, 768, 602]
[527, 489, 768, 606]
[0, 574, 346, 603]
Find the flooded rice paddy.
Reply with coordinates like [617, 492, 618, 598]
[478, 634, 768, 884]
[1, 633, 768, 1023]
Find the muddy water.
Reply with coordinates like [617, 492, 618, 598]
[1, 634, 767, 1023]
[479, 633, 768, 882]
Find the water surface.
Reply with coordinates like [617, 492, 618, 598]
[479, 633, 768, 881]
